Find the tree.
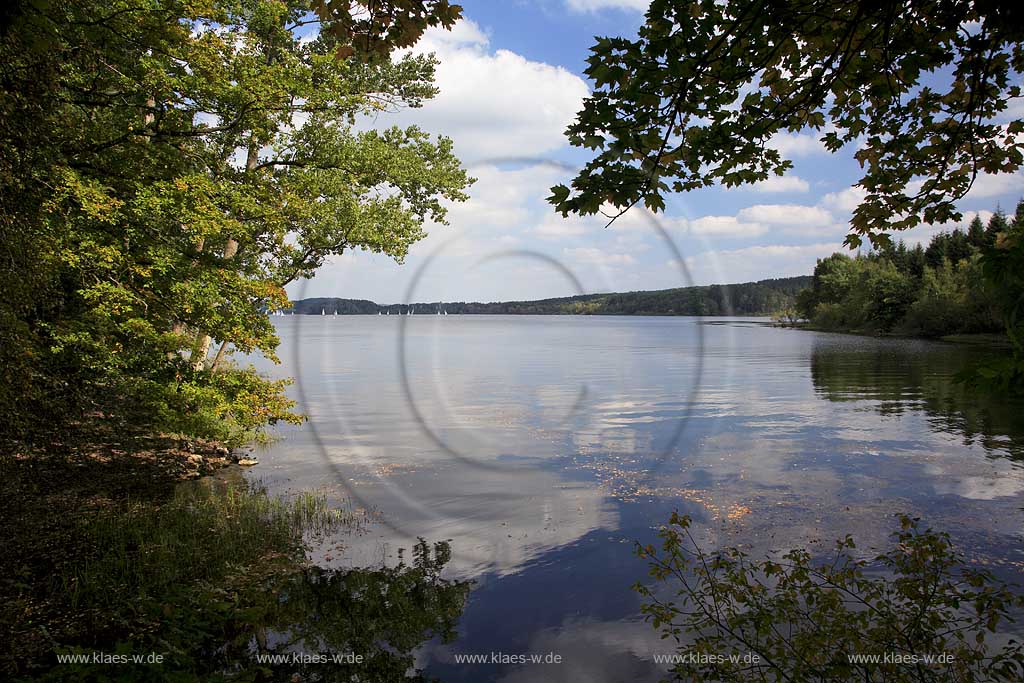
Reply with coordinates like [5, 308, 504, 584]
[987, 207, 1010, 244]
[950, 229, 975, 263]
[966, 214, 1024, 392]
[925, 235, 949, 270]
[549, 0, 1024, 249]
[792, 213, 1010, 336]
[900, 243, 928, 280]
[1013, 198, 1024, 228]
[810, 253, 856, 306]
[924, 229, 973, 268]
[968, 214, 987, 248]
[794, 287, 817, 320]
[863, 260, 916, 331]
[0, 0, 472, 442]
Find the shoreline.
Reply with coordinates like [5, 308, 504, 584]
[770, 322, 1013, 348]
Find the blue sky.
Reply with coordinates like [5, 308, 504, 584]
[292, 0, 1024, 305]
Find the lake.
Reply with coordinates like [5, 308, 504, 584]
[245, 315, 1024, 682]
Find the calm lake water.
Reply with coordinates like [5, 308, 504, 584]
[245, 315, 1024, 682]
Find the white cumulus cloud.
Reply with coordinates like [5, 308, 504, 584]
[738, 204, 832, 226]
[748, 175, 810, 193]
[380, 20, 590, 161]
[684, 215, 767, 238]
[820, 187, 867, 214]
[768, 131, 829, 157]
[965, 171, 1024, 200]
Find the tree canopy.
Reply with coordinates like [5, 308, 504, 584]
[549, 0, 1024, 248]
[0, 0, 471, 442]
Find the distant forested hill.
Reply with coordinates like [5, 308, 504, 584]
[287, 276, 812, 316]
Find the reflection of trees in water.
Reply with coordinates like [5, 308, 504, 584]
[241, 539, 469, 682]
[810, 339, 1024, 460]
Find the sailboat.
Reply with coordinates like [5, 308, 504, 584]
[334, 310, 338, 316]
[321, 308, 325, 315]
[444, 309, 448, 315]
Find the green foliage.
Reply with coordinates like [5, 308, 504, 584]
[0, 0, 472, 443]
[635, 512, 1024, 682]
[968, 215, 987, 249]
[863, 261, 918, 332]
[796, 199, 1024, 393]
[141, 366, 304, 447]
[810, 253, 857, 307]
[958, 214, 1024, 393]
[802, 257, 916, 333]
[550, 0, 1024, 249]
[40, 480, 470, 682]
[903, 260, 1000, 338]
[797, 206, 1007, 337]
[926, 230, 974, 269]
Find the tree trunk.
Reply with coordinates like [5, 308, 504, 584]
[209, 340, 231, 372]
[142, 96, 155, 128]
[191, 334, 213, 371]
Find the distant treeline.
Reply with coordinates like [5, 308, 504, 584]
[287, 276, 812, 316]
[795, 201, 1022, 337]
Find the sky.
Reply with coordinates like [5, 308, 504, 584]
[290, 0, 1024, 305]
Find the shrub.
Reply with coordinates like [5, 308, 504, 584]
[635, 513, 1024, 682]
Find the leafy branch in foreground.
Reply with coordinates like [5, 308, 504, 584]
[312, 0, 464, 60]
[551, 0, 1024, 249]
[636, 512, 1024, 682]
